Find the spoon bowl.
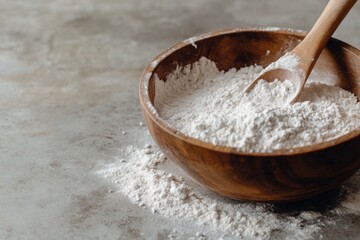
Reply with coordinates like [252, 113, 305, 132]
[243, 68, 304, 104]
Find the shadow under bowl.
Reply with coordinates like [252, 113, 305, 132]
[139, 27, 360, 202]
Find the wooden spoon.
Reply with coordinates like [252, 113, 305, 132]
[243, 0, 357, 104]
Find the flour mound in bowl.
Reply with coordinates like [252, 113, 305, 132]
[154, 57, 360, 153]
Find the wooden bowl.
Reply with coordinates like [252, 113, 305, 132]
[139, 28, 360, 202]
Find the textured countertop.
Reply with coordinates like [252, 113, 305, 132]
[1, 0, 359, 239]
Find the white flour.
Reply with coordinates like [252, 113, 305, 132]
[262, 53, 300, 71]
[155, 57, 360, 152]
[100, 145, 327, 239]
[98, 143, 360, 239]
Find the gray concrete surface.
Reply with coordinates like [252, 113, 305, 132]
[0, 0, 359, 239]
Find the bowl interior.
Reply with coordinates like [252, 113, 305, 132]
[144, 29, 360, 155]
[150, 29, 360, 101]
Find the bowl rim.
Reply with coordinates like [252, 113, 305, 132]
[139, 27, 360, 157]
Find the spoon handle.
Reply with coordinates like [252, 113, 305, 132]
[294, 0, 357, 71]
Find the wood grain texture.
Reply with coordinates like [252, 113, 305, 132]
[139, 28, 360, 202]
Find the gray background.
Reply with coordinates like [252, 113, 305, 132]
[0, 0, 359, 239]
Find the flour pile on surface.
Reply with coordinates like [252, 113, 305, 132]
[98, 144, 360, 239]
[154, 57, 360, 152]
[99, 146, 327, 239]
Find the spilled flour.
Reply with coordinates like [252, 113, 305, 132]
[154, 57, 360, 152]
[99, 142, 360, 240]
